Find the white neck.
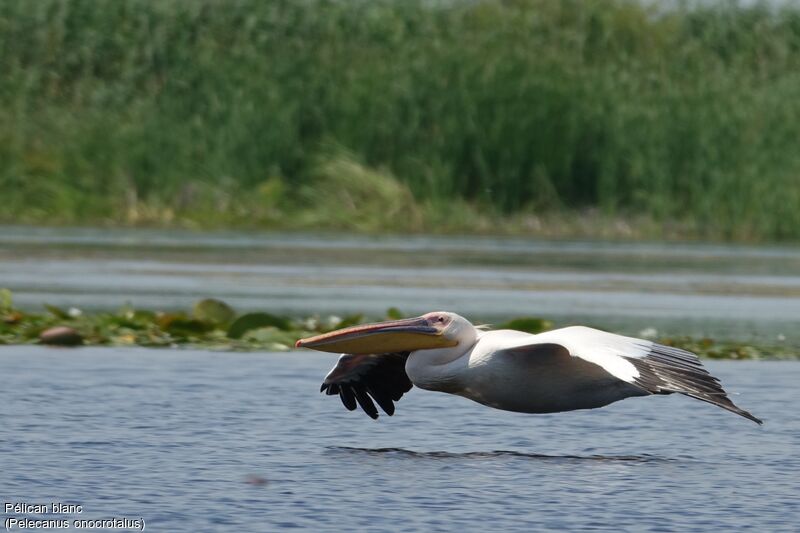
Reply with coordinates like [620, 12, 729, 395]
[405, 332, 478, 393]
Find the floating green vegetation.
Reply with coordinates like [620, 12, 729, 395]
[0, 292, 356, 351]
[0, 289, 795, 359]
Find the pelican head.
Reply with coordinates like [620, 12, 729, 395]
[296, 311, 476, 355]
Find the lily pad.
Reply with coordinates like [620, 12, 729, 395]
[193, 298, 236, 325]
[158, 313, 213, 336]
[330, 314, 363, 330]
[45, 304, 70, 319]
[0, 288, 12, 311]
[2, 310, 23, 325]
[242, 326, 296, 347]
[385, 307, 405, 320]
[498, 317, 552, 334]
[228, 312, 291, 339]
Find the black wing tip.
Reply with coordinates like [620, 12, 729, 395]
[319, 352, 412, 420]
[624, 351, 763, 426]
[736, 408, 763, 425]
[717, 403, 762, 425]
[681, 391, 763, 425]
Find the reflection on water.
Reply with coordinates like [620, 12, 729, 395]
[327, 446, 675, 463]
[1, 347, 797, 532]
[2, 226, 800, 342]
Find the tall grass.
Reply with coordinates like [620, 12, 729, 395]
[1, 0, 800, 239]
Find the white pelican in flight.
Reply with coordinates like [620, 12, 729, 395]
[296, 311, 761, 424]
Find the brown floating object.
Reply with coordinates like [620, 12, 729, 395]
[244, 475, 268, 486]
[40, 326, 84, 346]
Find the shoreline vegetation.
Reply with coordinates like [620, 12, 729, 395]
[0, 290, 795, 359]
[3, 1, 800, 241]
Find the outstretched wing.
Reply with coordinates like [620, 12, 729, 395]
[320, 352, 412, 419]
[527, 326, 762, 424]
[620, 342, 763, 424]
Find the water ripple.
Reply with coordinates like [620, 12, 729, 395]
[1, 347, 797, 532]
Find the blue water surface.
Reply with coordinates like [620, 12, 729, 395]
[1, 347, 798, 532]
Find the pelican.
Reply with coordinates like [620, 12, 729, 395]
[296, 311, 762, 424]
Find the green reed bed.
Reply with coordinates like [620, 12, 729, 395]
[2, 0, 800, 239]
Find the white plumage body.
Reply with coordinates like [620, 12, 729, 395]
[407, 327, 648, 414]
